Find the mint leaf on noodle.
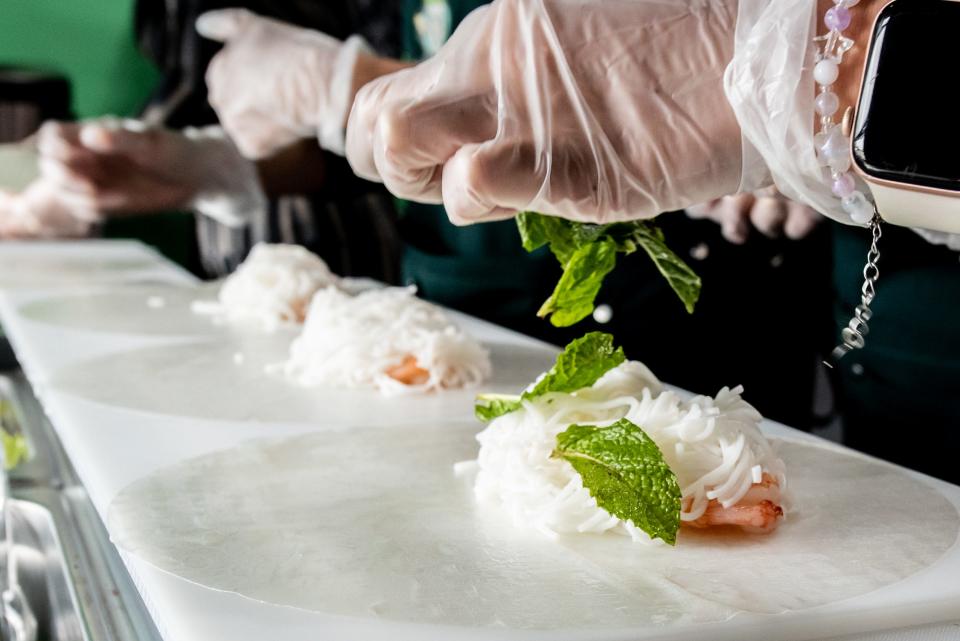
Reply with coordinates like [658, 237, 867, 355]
[554, 419, 682, 545]
[517, 212, 701, 326]
[475, 393, 522, 422]
[525, 331, 624, 399]
[474, 332, 625, 422]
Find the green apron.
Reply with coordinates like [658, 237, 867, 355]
[832, 225, 960, 483]
[398, 0, 833, 430]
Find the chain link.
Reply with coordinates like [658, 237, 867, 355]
[827, 214, 882, 367]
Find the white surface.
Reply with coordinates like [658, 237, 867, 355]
[106, 431, 957, 633]
[0, 241, 958, 641]
[0, 144, 39, 191]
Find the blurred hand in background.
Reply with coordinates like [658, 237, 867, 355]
[0, 177, 96, 239]
[35, 119, 266, 228]
[686, 187, 822, 245]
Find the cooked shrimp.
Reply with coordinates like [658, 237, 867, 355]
[289, 297, 310, 323]
[682, 474, 784, 534]
[683, 499, 783, 533]
[385, 355, 430, 386]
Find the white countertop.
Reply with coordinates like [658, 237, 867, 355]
[0, 240, 958, 641]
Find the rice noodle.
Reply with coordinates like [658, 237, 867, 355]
[471, 362, 786, 542]
[192, 243, 338, 332]
[275, 286, 491, 395]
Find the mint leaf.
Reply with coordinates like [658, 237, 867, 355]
[475, 393, 522, 422]
[517, 211, 579, 263]
[525, 331, 624, 399]
[537, 240, 617, 327]
[474, 332, 625, 422]
[516, 213, 701, 326]
[516, 211, 551, 253]
[630, 224, 701, 314]
[2, 430, 28, 470]
[1, 400, 28, 471]
[554, 419, 681, 545]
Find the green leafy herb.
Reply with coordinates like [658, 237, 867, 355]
[525, 331, 625, 398]
[554, 418, 682, 545]
[517, 212, 701, 326]
[474, 332, 625, 422]
[475, 393, 523, 422]
[536, 239, 618, 328]
[0, 400, 28, 471]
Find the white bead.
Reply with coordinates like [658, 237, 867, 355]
[592, 304, 613, 324]
[842, 191, 874, 224]
[815, 91, 840, 117]
[836, 0, 860, 7]
[814, 59, 840, 86]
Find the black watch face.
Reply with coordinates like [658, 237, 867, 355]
[852, 0, 960, 192]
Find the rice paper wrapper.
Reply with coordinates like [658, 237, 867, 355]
[16, 283, 225, 337]
[48, 339, 554, 425]
[108, 424, 959, 630]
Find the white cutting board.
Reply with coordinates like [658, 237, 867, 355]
[1, 241, 959, 641]
[0, 143, 39, 191]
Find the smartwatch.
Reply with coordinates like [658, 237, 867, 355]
[852, 0, 960, 233]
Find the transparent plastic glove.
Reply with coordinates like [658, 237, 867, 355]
[197, 9, 371, 158]
[346, 0, 743, 226]
[686, 187, 822, 245]
[37, 120, 266, 228]
[0, 179, 96, 239]
[725, 0, 864, 226]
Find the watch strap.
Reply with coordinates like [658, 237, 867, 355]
[866, 181, 960, 234]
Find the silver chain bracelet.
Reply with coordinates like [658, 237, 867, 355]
[827, 213, 882, 366]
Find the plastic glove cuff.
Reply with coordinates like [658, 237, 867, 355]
[319, 35, 373, 156]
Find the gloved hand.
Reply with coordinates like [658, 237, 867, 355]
[346, 0, 743, 226]
[0, 179, 96, 239]
[686, 187, 822, 245]
[36, 119, 266, 227]
[197, 8, 372, 158]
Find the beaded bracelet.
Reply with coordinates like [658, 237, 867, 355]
[813, 0, 874, 223]
[813, 0, 883, 365]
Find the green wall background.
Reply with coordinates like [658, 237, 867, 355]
[0, 0, 159, 118]
[0, 2, 197, 271]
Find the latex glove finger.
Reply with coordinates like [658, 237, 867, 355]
[441, 141, 540, 225]
[0, 180, 98, 238]
[78, 120, 152, 156]
[194, 8, 253, 42]
[686, 200, 724, 220]
[783, 201, 822, 240]
[749, 196, 789, 238]
[719, 194, 755, 245]
[346, 6, 493, 184]
[369, 94, 497, 203]
[36, 121, 91, 163]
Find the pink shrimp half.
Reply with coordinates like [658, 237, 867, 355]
[385, 355, 430, 386]
[682, 474, 784, 534]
